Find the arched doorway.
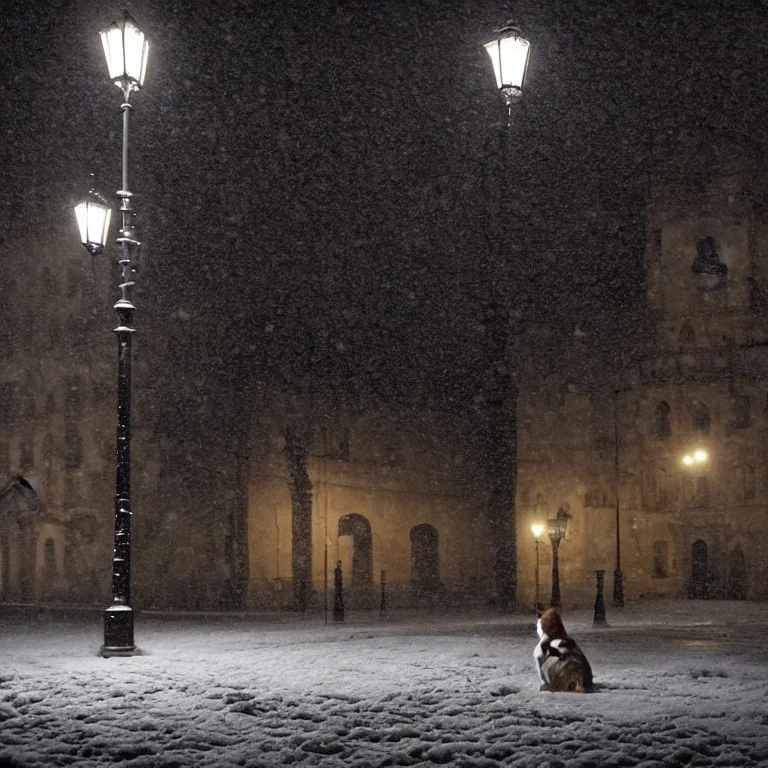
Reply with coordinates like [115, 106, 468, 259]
[338, 514, 372, 587]
[727, 545, 747, 600]
[410, 524, 440, 591]
[689, 539, 709, 599]
[0, 476, 40, 601]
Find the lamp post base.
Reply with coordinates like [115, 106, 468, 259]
[612, 568, 624, 608]
[101, 603, 136, 657]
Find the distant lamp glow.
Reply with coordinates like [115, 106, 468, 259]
[100, 10, 149, 92]
[682, 449, 709, 466]
[74, 188, 112, 256]
[483, 22, 531, 106]
[531, 521, 544, 611]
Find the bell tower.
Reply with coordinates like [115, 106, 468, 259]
[644, 137, 767, 350]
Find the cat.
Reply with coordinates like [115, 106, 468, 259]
[534, 607, 593, 693]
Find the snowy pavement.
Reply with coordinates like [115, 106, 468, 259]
[1, 600, 768, 767]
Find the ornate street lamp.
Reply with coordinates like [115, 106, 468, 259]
[74, 9, 149, 657]
[531, 522, 544, 610]
[479, 23, 531, 614]
[547, 516, 567, 608]
[74, 186, 112, 257]
[483, 21, 531, 118]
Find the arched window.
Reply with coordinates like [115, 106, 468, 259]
[43, 538, 57, 579]
[64, 430, 83, 470]
[64, 376, 82, 417]
[338, 514, 372, 585]
[22, 391, 36, 419]
[744, 464, 756, 501]
[735, 396, 751, 429]
[0, 442, 9, 475]
[654, 401, 671, 438]
[42, 433, 54, 488]
[410, 524, 440, 588]
[655, 468, 671, 509]
[691, 401, 710, 434]
[20, 440, 34, 471]
[679, 322, 696, 347]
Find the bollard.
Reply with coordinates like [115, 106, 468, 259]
[380, 570, 387, 614]
[333, 561, 345, 622]
[593, 569, 608, 627]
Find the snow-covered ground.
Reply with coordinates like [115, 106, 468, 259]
[2, 600, 768, 767]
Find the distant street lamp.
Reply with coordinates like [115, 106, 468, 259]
[682, 449, 708, 467]
[74, 10, 149, 657]
[531, 522, 544, 610]
[548, 516, 567, 608]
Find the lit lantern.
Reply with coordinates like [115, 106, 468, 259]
[547, 516, 568, 544]
[74, 188, 112, 256]
[100, 10, 149, 92]
[483, 22, 531, 105]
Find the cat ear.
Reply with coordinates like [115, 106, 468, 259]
[535, 607, 543, 618]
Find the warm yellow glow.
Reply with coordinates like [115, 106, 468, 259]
[682, 449, 709, 466]
[100, 12, 149, 88]
[531, 522, 544, 539]
[483, 32, 530, 92]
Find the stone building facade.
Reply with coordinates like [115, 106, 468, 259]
[244, 385, 490, 611]
[515, 140, 768, 607]
[0, 228, 495, 612]
[0, 233, 115, 605]
[4, 140, 768, 613]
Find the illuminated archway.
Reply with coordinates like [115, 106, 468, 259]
[338, 513, 372, 586]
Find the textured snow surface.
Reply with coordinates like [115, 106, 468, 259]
[1, 600, 768, 767]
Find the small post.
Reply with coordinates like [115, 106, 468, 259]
[333, 560, 345, 622]
[380, 569, 387, 615]
[593, 569, 608, 627]
[550, 538, 562, 608]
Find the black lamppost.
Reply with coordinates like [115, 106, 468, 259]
[612, 388, 624, 608]
[547, 516, 567, 608]
[531, 522, 544, 610]
[74, 10, 149, 657]
[480, 22, 531, 613]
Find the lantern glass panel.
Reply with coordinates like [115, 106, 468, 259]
[100, 13, 149, 87]
[547, 517, 567, 541]
[484, 33, 530, 91]
[75, 200, 111, 251]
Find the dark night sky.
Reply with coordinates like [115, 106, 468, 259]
[2, 0, 768, 412]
